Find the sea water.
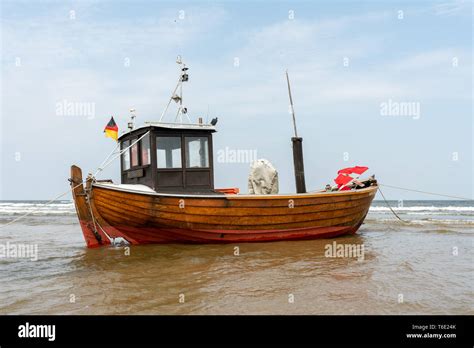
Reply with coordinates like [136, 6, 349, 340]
[0, 200, 472, 314]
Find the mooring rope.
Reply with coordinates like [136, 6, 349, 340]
[0, 181, 84, 228]
[86, 194, 113, 244]
[377, 187, 409, 223]
[378, 183, 472, 201]
[376, 183, 472, 223]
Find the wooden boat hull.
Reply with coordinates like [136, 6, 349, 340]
[70, 165, 377, 248]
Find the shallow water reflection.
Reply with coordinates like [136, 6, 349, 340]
[0, 215, 472, 315]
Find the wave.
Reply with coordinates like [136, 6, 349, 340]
[0, 211, 77, 216]
[0, 202, 75, 216]
[0, 202, 73, 207]
[0, 202, 472, 220]
[365, 217, 474, 226]
[370, 206, 474, 212]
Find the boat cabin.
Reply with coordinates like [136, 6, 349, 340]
[118, 122, 216, 193]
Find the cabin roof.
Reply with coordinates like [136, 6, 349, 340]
[118, 121, 216, 141]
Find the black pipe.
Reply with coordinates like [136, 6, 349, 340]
[292, 137, 306, 193]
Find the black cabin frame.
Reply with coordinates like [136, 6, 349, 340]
[118, 125, 215, 193]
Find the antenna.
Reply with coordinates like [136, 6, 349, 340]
[159, 56, 191, 123]
[128, 108, 136, 130]
[286, 70, 298, 138]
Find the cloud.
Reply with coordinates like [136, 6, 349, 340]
[433, 0, 471, 16]
[0, 2, 471, 199]
[236, 11, 390, 66]
[390, 49, 463, 71]
[1, 4, 228, 69]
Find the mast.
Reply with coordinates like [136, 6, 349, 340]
[285, 70, 307, 194]
[159, 55, 191, 123]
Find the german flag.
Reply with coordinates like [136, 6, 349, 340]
[104, 117, 118, 141]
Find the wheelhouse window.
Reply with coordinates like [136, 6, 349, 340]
[141, 134, 150, 166]
[121, 140, 131, 170]
[185, 136, 209, 168]
[130, 139, 139, 167]
[157, 136, 182, 169]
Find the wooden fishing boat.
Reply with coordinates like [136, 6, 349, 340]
[70, 58, 378, 248]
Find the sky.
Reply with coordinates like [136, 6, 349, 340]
[0, 0, 472, 200]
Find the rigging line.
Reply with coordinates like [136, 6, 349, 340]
[378, 183, 472, 201]
[94, 218, 114, 244]
[86, 194, 112, 244]
[185, 111, 192, 124]
[0, 181, 84, 229]
[377, 187, 409, 224]
[0, 132, 149, 228]
[94, 131, 150, 177]
[0, 132, 150, 228]
[95, 142, 120, 174]
[159, 76, 182, 122]
[86, 192, 102, 243]
[92, 211, 123, 246]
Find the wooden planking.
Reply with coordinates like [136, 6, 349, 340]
[93, 193, 371, 226]
[72, 164, 377, 245]
[93, 184, 376, 208]
[93, 186, 374, 217]
[98, 207, 365, 233]
[94, 197, 369, 231]
[90, 181, 375, 241]
[92, 184, 376, 208]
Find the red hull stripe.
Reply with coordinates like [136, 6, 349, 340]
[98, 223, 362, 245]
[79, 220, 111, 248]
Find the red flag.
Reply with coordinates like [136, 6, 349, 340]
[334, 174, 353, 186]
[337, 166, 368, 175]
